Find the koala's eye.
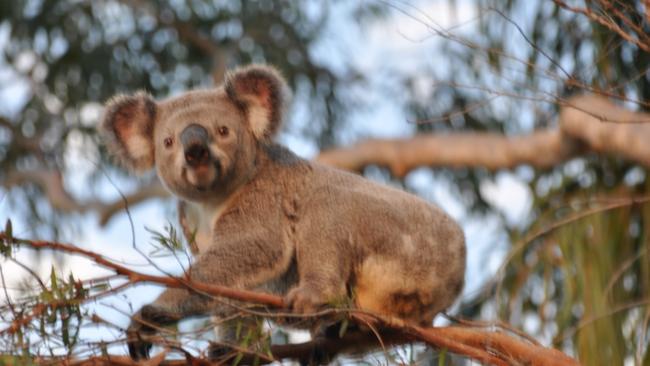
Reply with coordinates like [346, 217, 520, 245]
[218, 126, 229, 137]
[164, 137, 174, 148]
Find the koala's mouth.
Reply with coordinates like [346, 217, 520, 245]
[183, 160, 222, 191]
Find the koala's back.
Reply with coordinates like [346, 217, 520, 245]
[294, 162, 466, 325]
[216, 144, 465, 325]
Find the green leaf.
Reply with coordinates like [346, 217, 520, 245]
[5, 219, 12, 239]
[100, 342, 108, 357]
[235, 319, 243, 339]
[438, 348, 447, 366]
[233, 352, 244, 366]
[89, 283, 109, 292]
[48, 312, 57, 325]
[145, 222, 186, 256]
[39, 316, 45, 336]
[50, 267, 58, 295]
[1, 219, 12, 257]
[338, 319, 349, 338]
[62, 313, 70, 346]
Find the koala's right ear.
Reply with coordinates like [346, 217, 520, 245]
[100, 92, 157, 173]
[225, 65, 289, 140]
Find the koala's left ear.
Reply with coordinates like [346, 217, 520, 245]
[100, 92, 157, 173]
[225, 65, 289, 140]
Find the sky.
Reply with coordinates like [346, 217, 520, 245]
[0, 0, 536, 357]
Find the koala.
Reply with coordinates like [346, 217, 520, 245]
[100, 64, 466, 363]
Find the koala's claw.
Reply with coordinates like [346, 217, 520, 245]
[140, 304, 180, 325]
[126, 321, 152, 360]
[286, 286, 326, 314]
[126, 305, 178, 360]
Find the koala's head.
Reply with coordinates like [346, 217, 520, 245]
[100, 65, 288, 202]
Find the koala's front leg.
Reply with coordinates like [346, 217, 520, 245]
[127, 232, 293, 360]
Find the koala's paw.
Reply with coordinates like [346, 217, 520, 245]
[286, 286, 327, 314]
[127, 305, 179, 360]
[299, 347, 333, 366]
[207, 343, 236, 361]
[126, 316, 153, 360]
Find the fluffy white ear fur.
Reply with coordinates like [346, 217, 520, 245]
[100, 92, 157, 172]
[225, 65, 289, 140]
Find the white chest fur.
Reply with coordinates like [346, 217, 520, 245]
[183, 200, 228, 253]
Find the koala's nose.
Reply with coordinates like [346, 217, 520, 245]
[181, 124, 210, 167]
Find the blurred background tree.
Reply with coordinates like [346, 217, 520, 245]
[0, 0, 649, 364]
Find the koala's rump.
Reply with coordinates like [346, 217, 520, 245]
[354, 254, 460, 325]
[351, 215, 464, 325]
[304, 166, 466, 325]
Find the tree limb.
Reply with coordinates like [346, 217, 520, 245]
[318, 94, 650, 176]
[317, 128, 578, 176]
[552, 0, 650, 53]
[2, 170, 169, 226]
[560, 95, 650, 165]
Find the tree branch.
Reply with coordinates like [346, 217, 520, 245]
[317, 128, 577, 176]
[552, 0, 650, 53]
[560, 95, 650, 164]
[2, 171, 169, 226]
[318, 94, 650, 176]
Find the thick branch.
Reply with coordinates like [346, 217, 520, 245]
[318, 95, 650, 176]
[426, 326, 577, 366]
[317, 128, 577, 177]
[560, 95, 650, 165]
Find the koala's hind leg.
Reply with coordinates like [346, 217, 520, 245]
[286, 220, 353, 313]
[355, 256, 451, 326]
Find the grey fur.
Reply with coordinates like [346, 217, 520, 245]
[100, 64, 466, 360]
